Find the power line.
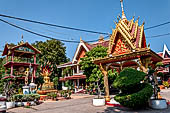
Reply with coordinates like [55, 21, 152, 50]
[0, 17, 170, 44]
[0, 18, 108, 43]
[147, 32, 170, 38]
[0, 18, 80, 43]
[0, 14, 109, 35]
[144, 21, 170, 30]
[0, 14, 170, 32]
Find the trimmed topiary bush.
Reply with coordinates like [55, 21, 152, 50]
[113, 68, 153, 108]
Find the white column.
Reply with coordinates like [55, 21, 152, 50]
[77, 65, 79, 73]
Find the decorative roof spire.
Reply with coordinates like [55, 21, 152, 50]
[21, 35, 24, 43]
[18, 35, 24, 45]
[120, 0, 126, 19]
[80, 37, 83, 43]
[98, 35, 104, 42]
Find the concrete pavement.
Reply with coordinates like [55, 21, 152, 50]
[7, 89, 170, 113]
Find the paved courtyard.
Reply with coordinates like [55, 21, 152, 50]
[7, 89, 170, 113]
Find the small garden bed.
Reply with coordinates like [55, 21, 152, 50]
[13, 94, 40, 107]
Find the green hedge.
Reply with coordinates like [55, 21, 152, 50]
[114, 83, 153, 108]
[13, 94, 40, 102]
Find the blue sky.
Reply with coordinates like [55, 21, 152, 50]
[0, 0, 170, 60]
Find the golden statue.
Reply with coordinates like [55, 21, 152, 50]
[41, 63, 54, 90]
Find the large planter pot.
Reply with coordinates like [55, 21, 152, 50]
[15, 102, 22, 107]
[0, 97, 6, 112]
[92, 98, 105, 106]
[149, 99, 167, 109]
[62, 86, 68, 90]
[6, 102, 15, 109]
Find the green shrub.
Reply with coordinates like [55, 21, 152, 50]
[113, 68, 146, 92]
[47, 92, 57, 99]
[113, 68, 153, 108]
[114, 83, 153, 108]
[13, 94, 40, 102]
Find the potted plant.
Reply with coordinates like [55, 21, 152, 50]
[13, 94, 23, 107]
[34, 94, 40, 105]
[29, 94, 35, 106]
[21, 95, 28, 106]
[52, 93, 57, 101]
[6, 97, 15, 109]
[148, 67, 167, 109]
[3, 78, 16, 109]
[92, 71, 105, 106]
[68, 90, 72, 99]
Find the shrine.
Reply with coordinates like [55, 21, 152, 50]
[2, 36, 41, 84]
[93, 0, 163, 101]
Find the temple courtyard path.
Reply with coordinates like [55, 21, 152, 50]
[7, 90, 170, 113]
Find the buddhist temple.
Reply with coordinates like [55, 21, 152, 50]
[2, 36, 41, 81]
[57, 36, 109, 92]
[157, 44, 170, 80]
[93, 0, 163, 101]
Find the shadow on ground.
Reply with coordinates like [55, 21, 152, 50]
[100, 105, 170, 113]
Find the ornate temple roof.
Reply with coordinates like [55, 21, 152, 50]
[107, 16, 146, 55]
[57, 36, 109, 68]
[94, 0, 162, 64]
[158, 44, 170, 59]
[2, 41, 41, 56]
[107, 0, 147, 55]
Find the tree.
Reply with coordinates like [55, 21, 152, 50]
[32, 40, 68, 65]
[80, 46, 107, 83]
[32, 39, 69, 80]
[80, 46, 118, 96]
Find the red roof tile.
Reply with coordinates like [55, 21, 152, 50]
[84, 40, 109, 50]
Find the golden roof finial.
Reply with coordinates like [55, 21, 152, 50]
[98, 35, 104, 42]
[80, 37, 83, 43]
[19, 35, 24, 45]
[21, 35, 24, 41]
[120, 0, 126, 19]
